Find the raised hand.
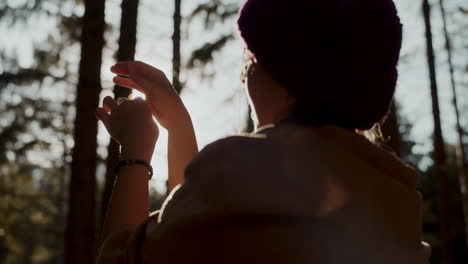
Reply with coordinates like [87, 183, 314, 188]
[110, 61, 190, 131]
[110, 61, 198, 189]
[96, 96, 159, 161]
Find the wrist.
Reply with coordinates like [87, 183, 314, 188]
[166, 114, 195, 134]
[114, 159, 153, 179]
[120, 146, 154, 162]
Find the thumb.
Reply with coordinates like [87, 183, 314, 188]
[96, 108, 113, 135]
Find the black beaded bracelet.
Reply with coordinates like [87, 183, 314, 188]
[114, 159, 153, 179]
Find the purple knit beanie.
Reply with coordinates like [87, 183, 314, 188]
[237, 0, 403, 130]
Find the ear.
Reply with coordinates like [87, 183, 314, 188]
[246, 59, 258, 83]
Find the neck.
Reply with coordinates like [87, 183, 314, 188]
[253, 106, 291, 130]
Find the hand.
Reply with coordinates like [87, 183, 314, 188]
[96, 96, 159, 161]
[110, 61, 191, 131]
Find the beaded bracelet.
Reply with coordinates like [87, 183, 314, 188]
[114, 159, 153, 179]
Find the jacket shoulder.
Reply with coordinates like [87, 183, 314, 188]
[201, 134, 270, 156]
[187, 134, 273, 175]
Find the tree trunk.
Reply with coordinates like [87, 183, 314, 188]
[422, 1, 455, 263]
[439, 0, 468, 244]
[56, 104, 70, 264]
[380, 103, 401, 156]
[101, 0, 140, 230]
[173, 0, 182, 93]
[65, 0, 105, 263]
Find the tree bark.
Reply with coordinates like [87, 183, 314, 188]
[101, 0, 140, 230]
[422, 1, 455, 263]
[65, 0, 105, 263]
[56, 104, 70, 264]
[439, 0, 468, 244]
[173, 0, 182, 93]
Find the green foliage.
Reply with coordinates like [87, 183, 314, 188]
[0, 88, 72, 263]
[187, 34, 234, 69]
[0, 0, 80, 263]
[0, 163, 66, 263]
[188, 0, 238, 30]
[417, 145, 468, 263]
[0, 0, 45, 24]
[186, 1, 240, 71]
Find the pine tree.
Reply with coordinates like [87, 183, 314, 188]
[422, 0, 455, 263]
[65, 0, 106, 263]
[438, 0, 468, 244]
[100, 0, 140, 231]
[173, 0, 182, 94]
[0, 1, 81, 263]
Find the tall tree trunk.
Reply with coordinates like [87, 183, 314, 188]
[422, 1, 455, 263]
[439, 0, 468, 244]
[65, 0, 105, 263]
[380, 103, 401, 156]
[56, 104, 70, 264]
[101, 0, 140, 230]
[164, 0, 182, 194]
[173, 0, 182, 93]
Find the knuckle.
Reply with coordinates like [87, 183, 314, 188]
[103, 96, 113, 104]
[119, 98, 130, 106]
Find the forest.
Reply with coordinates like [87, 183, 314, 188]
[0, 0, 467, 263]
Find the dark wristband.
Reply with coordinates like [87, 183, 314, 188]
[114, 159, 153, 179]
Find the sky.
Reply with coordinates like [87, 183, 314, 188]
[1, 0, 467, 194]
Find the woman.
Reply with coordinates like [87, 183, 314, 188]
[96, 0, 431, 263]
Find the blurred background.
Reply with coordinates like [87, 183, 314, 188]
[0, 0, 467, 263]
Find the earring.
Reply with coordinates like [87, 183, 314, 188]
[240, 59, 255, 83]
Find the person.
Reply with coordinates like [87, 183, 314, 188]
[95, 0, 431, 263]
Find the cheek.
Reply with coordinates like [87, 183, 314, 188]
[245, 67, 255, 94]
[245, 76, 255, 98]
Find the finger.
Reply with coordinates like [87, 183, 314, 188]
[128, 62, 169, 95]
[133, 97, 145, 102]
[113, 75, 148, 94]
[96, 108, 112, 134]
[112, 61, 160, 79]
[129, 61, 159, 78]
[116, 97, 128, 106]
[103, 96, 118, 112]
[110, 61, 131, 76]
